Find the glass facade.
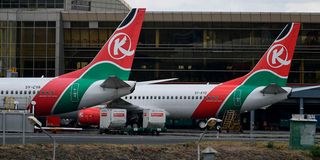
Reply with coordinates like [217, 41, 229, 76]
[64, 21, 320, 84]
[0, 0, 64, 9]
[0, 20, 56, 77]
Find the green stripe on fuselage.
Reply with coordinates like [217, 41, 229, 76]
[217, 71, 287, 117]
[53, 63, 130, 114]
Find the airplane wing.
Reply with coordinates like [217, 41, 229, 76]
[291, 85, 320, 93]
[260, 83, 288, 94]
[100, 76, 131, 89]
[137, 78, 178, 85]
[107, 99, 161, 113]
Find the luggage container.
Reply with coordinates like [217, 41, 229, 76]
[143, 109, 166, 128]
[127, 109, 166, 135]
[99, 109, 126, 134]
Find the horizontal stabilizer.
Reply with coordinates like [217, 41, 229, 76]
[100, 76, 130, 89]
[260, 83, 287, 94]
[137, 78, 178, 85]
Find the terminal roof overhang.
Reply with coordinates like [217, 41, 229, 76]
[61, 11, 320, 22]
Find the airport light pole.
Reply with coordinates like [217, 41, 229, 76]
[197, 118, 222, 160]
[28, 116, 56, 160]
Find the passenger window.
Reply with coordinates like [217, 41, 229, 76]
[195, 96, 198, 99]
[29, 91, 32, 94]
[41, 91, 45, 95]
[138, 96, 140, 99]
[162, 96, 165, 99]
[37, 91, 40, 94]
[6, 91, 8, 94]
[180, 96, 182, 99]
[154, 96, 157, 99]
[1, 91, 3, 94]
[184, 96, 186, 99]
[129, 96, 132, 99]
[20, 91, 22, 94]
[33, 90, 36, 94]
[171, 96, 173, 99]
[11, 91, 13, 94]
[134, 96, 136, 99]
[124, 97, 127, 99]
[150, 96, 153, 99]
[15, 91, 18, 94]
[175, 96, 178, 99]
[24, 91, 27, 94]
[146, 96, 148, 99]
[188, 96, 190, 99]
[158, 96, 161, 99]
[142, 96, 145, 99]
[192, 96, 194, 99]
[167, 96, 169, 99]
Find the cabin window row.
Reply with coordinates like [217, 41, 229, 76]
[0, 90, 54, 95]
[124, 95, 207, 100]
[124, 95, 219, 100]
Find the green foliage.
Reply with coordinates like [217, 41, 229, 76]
[267, 141, 274, 149]
[310, 146, 320, 157]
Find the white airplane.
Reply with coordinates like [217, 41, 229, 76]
[0, 8, 146, 116]
[107, 22, 303, 127]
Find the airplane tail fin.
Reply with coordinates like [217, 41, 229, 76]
[61, 8, 146, 80]
[226, 23, 300, 87]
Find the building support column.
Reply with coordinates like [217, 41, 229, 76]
[300, 59, 304, 83]
[299, 98, 304, 115]
[155, 29, 160, 48]
[250, 110, 255, 138]
[55, 15, 64, 76]
[203, 30, 207, 48]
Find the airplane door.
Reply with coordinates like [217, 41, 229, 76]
[233, 90, 242, 107]
[71, 83, 80, 102]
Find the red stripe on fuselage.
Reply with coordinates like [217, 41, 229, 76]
[31, 78, 76, 116]
[191, 77, 245, 119]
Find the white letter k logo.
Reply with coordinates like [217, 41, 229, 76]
[271, 47, 290, 65]
[113, 36, 134, 56]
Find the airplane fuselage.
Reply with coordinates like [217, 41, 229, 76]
[0, 78, 134, 116]
[122, 84, 291, 119]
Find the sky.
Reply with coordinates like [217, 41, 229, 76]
[125, 0, 320, 12]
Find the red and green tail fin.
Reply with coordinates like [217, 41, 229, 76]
[61, 8, 146, 80]
[226, 23, 301, 87]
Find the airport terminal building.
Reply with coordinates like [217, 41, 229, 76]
[0, 0, 320, 129]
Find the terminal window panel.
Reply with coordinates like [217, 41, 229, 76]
[61, 22, 320, 84]
[158, 29, 203, 45]
[0, 0, 64, 8]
